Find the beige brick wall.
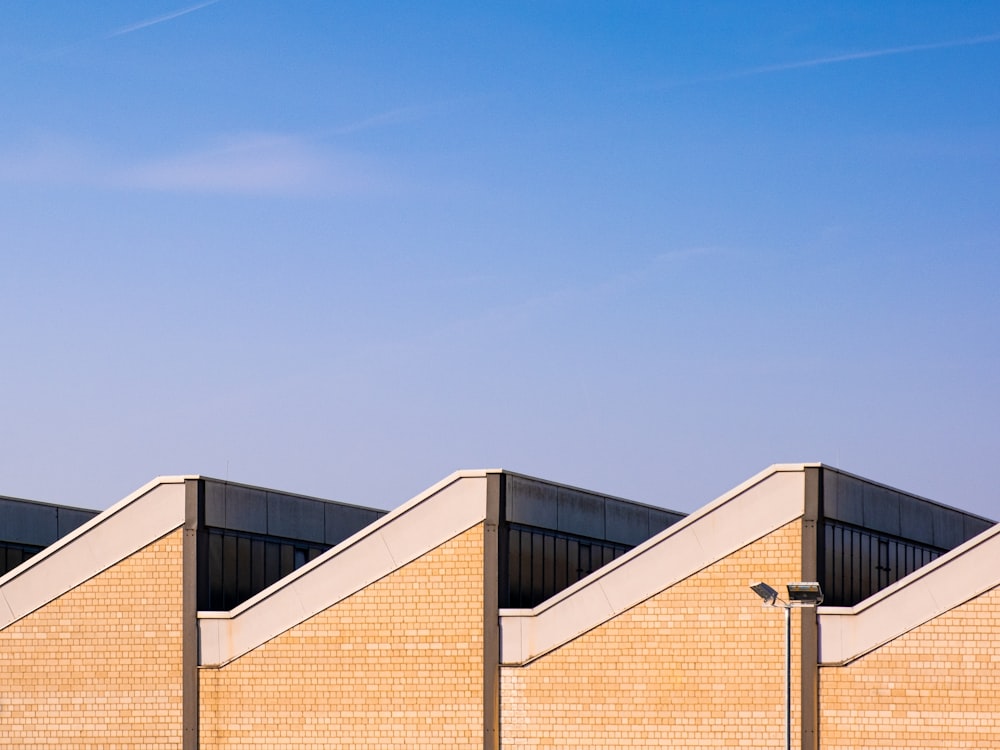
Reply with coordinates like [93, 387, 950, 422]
[0, 530, 185, 749]
[819, 583, 1000, 749]
[500, 520, 804, 748]
[200, 523, 485, 749]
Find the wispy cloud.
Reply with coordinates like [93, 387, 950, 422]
[118, 134, 338, 194]
[103, 0, 224, 40]
[662, 32, 1000, 88]
[0, 133, 387, 196]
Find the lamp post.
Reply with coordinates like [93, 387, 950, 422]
[750, 581, 824, 750]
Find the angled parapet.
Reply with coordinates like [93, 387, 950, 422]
[499, 464, 810, 664]
[818, 519, 1000, 665]
[0, 477, 190, 628]
[198, 470, 493, 666]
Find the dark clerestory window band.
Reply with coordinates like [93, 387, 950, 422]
[199, 527, 329, 611]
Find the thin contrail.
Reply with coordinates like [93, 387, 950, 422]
[663, 32, 1000, 88]
[733, 32, 1000, 78]
[104, 0, 224, 39]
[30, 0, 224, 60]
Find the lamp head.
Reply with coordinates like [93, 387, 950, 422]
[750, 581, 779, 606]
[786, 582, 824, 606]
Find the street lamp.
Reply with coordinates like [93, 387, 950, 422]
[750, 581, 824, 750]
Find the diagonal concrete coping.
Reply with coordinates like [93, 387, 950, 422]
[0, 477, 191, 630]
[498, 464, 812, 665]
[818, 519, 1000, 665]
[198, 470, 495, 667]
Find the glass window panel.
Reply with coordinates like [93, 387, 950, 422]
[859, 531, 872, 600]
[531, 533, 545, 604]
[602, 545, 617, 567]
[505, 528, 520, 608]
[554, 537, 568, 593]
[208, 532, 224, 610]
[236, 536, 252, 603]
[824, 525, 835, 604]
[222, 535, 239, 610]
[264, 541, 281, 588]
[280, 544, 295, 578]
[579, 544, 593, 578]
[540, 535, 553, 600]
[251, 539, 266, 593]
[517, 530, 532, 609]
[567, 540, 580, 586]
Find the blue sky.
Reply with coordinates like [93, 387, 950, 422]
[1, 1, 998, 517]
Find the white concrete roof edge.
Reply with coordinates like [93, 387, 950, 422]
[499, 465, 808, 664]
[197, 471, 492, 666]
[508, 463, 811, 618]
[818, 521, 1000, 617]
[817, 521, 1000, 665]
[0, 590, 13, 622]
[216, 469, 497, 617]
[0, 479, 188, 630]
[0, 475, 193, 588]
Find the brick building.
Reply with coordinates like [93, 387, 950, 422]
[1, 464, 996, 748]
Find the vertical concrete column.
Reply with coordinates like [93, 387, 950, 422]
[483, 472, 502, 750]
[183, 479, 203, 750]
[800, 467, 822, 750]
